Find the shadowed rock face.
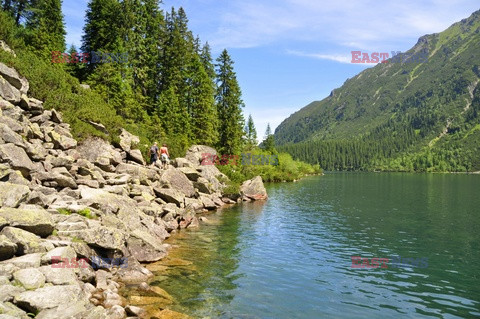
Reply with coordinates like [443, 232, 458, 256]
[0, 47, 267, 318]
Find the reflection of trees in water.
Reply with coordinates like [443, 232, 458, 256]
[154, 206, 245, 317]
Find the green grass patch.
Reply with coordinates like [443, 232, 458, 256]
[57, 208, 95, 219]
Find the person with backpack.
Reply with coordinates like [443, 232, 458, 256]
[148, 142, 160, 167]
[160, 143, 170, 169]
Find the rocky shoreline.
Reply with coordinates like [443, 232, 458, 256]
[0, 45, 268, 319]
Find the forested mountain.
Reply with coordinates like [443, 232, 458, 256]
[275, 10, 480, 172]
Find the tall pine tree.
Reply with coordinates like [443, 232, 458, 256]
[245, 114, 257, 149]
[82, 0, 146, 123]
[215, 49, 244, 154]
[262, 123, 275, 152]
[25, 0, 66, 56]
[188, 54, 218, 145]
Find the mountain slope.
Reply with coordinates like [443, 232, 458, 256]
[275, 10, 480, 172]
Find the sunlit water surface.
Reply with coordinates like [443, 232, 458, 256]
[146, 173, 480, 318]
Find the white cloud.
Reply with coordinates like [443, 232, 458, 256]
[286, 50, 352, 64]
[200, 0, 480, 51]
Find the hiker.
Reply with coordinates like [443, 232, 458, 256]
[160, 143, 170, 169]
[148, 142, 160, 167]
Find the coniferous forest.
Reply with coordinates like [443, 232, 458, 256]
[0, 0, 320, 183]
[1, 0, 244, 156]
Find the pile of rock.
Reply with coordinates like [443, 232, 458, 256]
[0, 51, 267, 319]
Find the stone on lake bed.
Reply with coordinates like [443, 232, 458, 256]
[128, 295, 173, 306]
[145, 263, 169, 272]
[149, 286, 174, 301]
[156, 258, 192, 267]
[148, 308, 192, 319]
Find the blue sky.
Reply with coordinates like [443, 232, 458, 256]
[63, 0, 479, 140]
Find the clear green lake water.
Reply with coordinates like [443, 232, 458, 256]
[151, 173, 480, 318]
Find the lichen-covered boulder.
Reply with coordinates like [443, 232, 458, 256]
[185, 145, 217, 165]
[13, 285, 87, 314]
[0, 208, 54, 237]
[153, 187, 185, 207]
[13, 268, 45, 290]
[126, 229, 168, 262]
[0, 234, 17, 260]
[115, 163, 157, 185]
[48, 130, 77, 150]
[58, 226, 125, 251]
[0, 75, 21, 104]
[0, 183, 29, 208]
[118, 128, 139, 153]
[0, 227, 47, 255]
[0, 62, 28, 93]
[159, 168, 195, 197]
[0, 143, 35, 177]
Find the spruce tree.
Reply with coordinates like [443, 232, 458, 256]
[25, 0, 66, 57]
[157, 84, 190, 154]
[81, 0, 121, 54]
[65, 44, 88, 80]
[200, 42, 216, 82]
[158, 7, 195, 143]
[82, 0, 146, 123]
[245, 114, 257, 148]
[215, 49, 245, 154]
[188, 54, 218, 145]
[121, 0, 164, 112]
[263, 123, 275, 152]
[2, 0, 26, 25]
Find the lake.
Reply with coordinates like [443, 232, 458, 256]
[148, 173, 480, 318]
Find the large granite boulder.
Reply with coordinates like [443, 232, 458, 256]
[0, 122, 24, 146]
[118, 128, 139, 153]
[0, 234, 17, 260]
[77, 137, 123, 167]
[0, 208, 54, 237]
[39, 265, 78, 285]
[0, 63, 28, 94]
[185, 145, 217, 165]
[178, 167, 201, 181]
[0, 183, 29, 208]
[0, 253, 42, 269]
[240, 176, 268, 200]
[159, 168, 195, 197]
[13, 285, 87, 313]
[153, 187, 185, 207]
[57, 226, 125, 251]
[174, 157, 194, 168]
[0, 283, 25, 303]
[0, 143, 35, 177]
[47, 130, 77, 150]
[0, 301, 30, 319]
[126, 229, 168, 262]
[13, 268, 45, 290]
[127, 148, 145, 165]
[0, 75, 21, 104]
[115, 163, 157, 185]
[0, 227, 47, 255]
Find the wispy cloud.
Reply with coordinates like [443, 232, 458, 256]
[197, 0, 479, 51]
[286, 50, 353, 64]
